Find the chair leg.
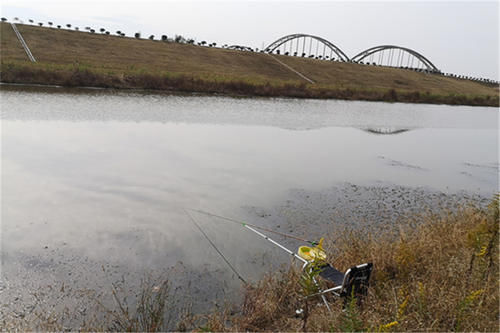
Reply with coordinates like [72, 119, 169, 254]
[312, 276, 331, 312]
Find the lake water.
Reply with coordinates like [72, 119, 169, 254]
[0, 86, 498, 321]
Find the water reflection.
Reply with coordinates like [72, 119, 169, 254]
[2, 85, 497, 130]
[361, 128, 411, 135]
[1, 86, 498, 315]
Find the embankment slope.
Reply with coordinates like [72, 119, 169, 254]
[1, 22, 498, 106]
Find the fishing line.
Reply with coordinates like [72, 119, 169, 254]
[186, 208, 318, 245]
[184, 208, 248, 285]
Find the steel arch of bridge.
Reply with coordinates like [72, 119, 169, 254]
[264, 34, 350, 62]
[351, 45, 439, 72]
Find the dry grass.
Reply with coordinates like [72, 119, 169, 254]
[2, 61, 497, 106]
[204, 196, 499, 332]
[1, 22, 498, 106]
[278, 55, 498, 96]
[3, 197, 498, 331]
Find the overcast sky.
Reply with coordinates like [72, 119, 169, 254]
[2, 0, 498, 80]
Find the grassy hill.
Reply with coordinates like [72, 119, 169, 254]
[1, 22, 498, 106]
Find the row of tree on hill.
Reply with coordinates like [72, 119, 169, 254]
[1, 17, 222, 47]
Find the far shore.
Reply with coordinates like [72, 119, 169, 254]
[1, 63, 499, 107]
[2, 22, 498, 107]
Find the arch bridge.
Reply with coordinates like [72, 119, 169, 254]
[263, 34, 440, 73]
[264, 33, 350, 62]
[351, 45, 440, 72]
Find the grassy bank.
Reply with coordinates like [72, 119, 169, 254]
[2, 61, 498, 106]
[1, 22, 498, 106]
[5, 197, 498, 331]
[205, 196, 499, 332]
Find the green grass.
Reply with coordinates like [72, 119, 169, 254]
[1, 22, 498, 106]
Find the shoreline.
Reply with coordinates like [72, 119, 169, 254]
[1, 81, 499, 109]
[1, 64, 498, 107]
[1, 183, 495, 330]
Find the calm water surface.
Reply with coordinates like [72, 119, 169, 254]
[0, 87, 498, 315]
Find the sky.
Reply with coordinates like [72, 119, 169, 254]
[1, 0, 499, 80]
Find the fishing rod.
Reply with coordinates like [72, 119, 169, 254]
[184, 208, 331, 311]
[185, 208, 319, 246]
[185, 208, 309, 264]
[184, 208, 308, 284]
[184, 208, 248, 284]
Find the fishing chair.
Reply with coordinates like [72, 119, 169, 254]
[297, 239, 373, 306]
[304, 262, 373, 306]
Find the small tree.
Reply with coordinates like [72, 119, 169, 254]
[200, 40, 206, 46]
[85, 27, 91, 30]
[38, 22, 43, 26]
[48, 21, 53, 26]
[116, 30, 121, 35]
[187, 39, 194, 44]
[149, 35, 154, 40]
[90, 29, 95, 33]
[276, 49, 280, 55]
[75, 27, 79, 31]
[57, 25, 61, 29]
[120, 33, 125, 37]
[135, 32, 141, 39]
[161, 35, 167, 41]
[105, 31, 110, 35]
[28, 19, 33, 24]
[100, 28, 105, 33]
[212, 42, 217, 47]
[66, 24, 71, 28]
[1, 18, 7, 22]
